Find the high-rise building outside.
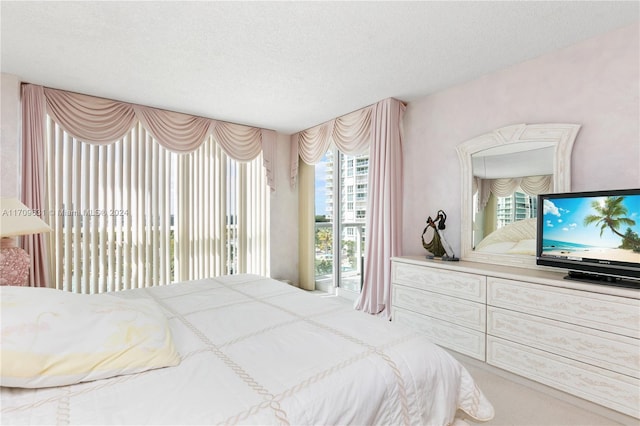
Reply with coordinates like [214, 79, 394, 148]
[496, 191, 538, 228]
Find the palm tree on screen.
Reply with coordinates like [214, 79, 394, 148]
[583, 196, 635, 238]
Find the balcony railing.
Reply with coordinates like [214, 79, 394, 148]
[314, 221, 365, 293]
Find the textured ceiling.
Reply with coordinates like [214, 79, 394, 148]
[1, 1, 638, 134]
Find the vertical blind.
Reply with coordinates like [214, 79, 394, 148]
[45, 117, 269, 294]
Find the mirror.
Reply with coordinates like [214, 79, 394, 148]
[456, 123, 580, 268]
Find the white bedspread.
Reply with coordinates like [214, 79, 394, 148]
[1, 274, 494, 425]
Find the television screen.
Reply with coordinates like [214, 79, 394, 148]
[536, 188, 640, 283]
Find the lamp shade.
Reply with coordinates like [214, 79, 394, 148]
[0, 198, 51, 237]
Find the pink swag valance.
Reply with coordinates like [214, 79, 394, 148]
[289, 106, 373, 187]
[474, 175, 553, 212]
[38, 85, 277, 189]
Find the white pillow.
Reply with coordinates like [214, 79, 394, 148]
[506, 239, 537, 255]
[1, 286, 180, 388]
[474, 241, 516, 254]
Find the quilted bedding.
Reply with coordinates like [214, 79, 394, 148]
[1, 274, 494, 425]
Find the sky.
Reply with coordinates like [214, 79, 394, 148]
[542, 194, 640, 248]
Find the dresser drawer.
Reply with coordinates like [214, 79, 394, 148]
[488, 306, 639, 378]
[487, 277, 640, 338]
[394, 284, 486, 332]
[487, 336, 640, 418]
[392, 262, 486, 302]
[393, 307, 485, 360]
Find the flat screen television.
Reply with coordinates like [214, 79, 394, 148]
[536, 188, 640, 287]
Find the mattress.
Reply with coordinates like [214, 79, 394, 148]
[1, 274, 494, 425]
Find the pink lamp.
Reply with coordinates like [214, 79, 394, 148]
[0, 198, 51, 286]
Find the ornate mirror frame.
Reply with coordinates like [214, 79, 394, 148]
[456, 123, 580, 268]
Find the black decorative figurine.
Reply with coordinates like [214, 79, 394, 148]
[421, 210, 458, 261]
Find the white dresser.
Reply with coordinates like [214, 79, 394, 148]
[392, 259, 487, 360]
[391, 256, 640, 419]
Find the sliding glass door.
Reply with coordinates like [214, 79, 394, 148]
[314, 147, 367, 294]
[44, 116, 269, 293]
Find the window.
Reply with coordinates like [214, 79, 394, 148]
[495, 190, 537, 229]
[346, 159, 354, 176]
[314, 149, 367, 294]
[45, 117, 269, 293]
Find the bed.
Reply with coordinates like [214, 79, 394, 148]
[475, 218, 537, 255]
[1, 274, 494, 425]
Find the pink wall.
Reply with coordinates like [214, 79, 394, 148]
[402, 23, 640, 257]
[1, 74, 21, 198]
